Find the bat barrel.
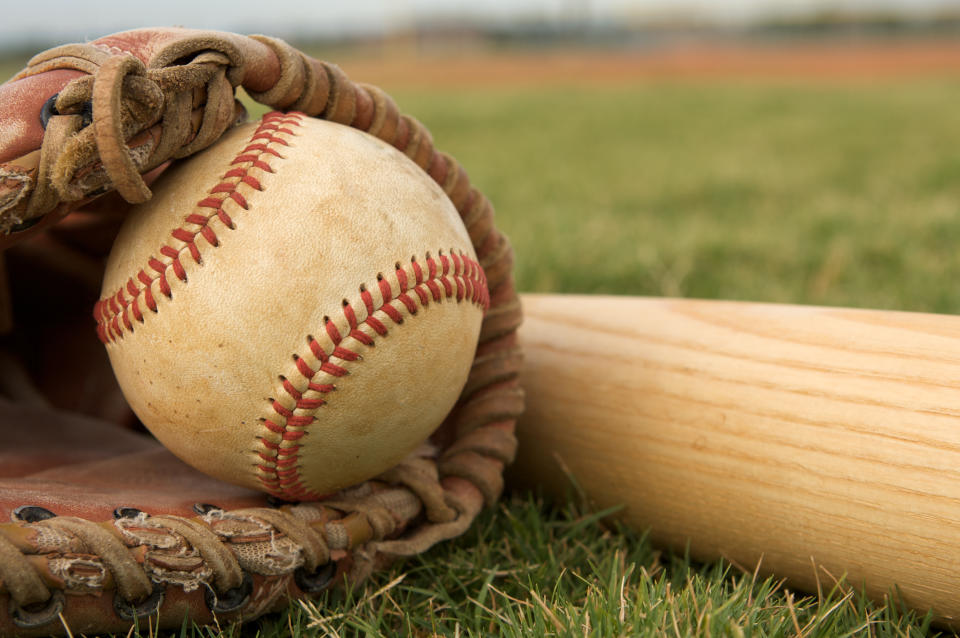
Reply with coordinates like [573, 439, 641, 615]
[512, 293, 960, 626]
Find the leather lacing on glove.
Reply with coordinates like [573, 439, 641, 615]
[0, 30, 523, 635]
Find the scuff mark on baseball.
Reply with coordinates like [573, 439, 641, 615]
[95, 112, 488, 501]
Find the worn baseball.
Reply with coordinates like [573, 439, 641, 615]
[95, 112, 488, 501]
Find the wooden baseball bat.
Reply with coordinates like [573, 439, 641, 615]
[511, 293, 960, 626]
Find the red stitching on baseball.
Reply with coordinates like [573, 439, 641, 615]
[255, 251, 488, 501]
[262, 420, 284, 434]
[94, 111, 303, 343]
[94, 111, 490, 502]
[325, 318, 342, 344]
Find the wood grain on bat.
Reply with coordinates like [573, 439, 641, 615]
[512, 293, 960, 625]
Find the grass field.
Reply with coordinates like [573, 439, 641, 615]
[4, 44, 960, 636]
[271, 72, 956, 637]
[245, 66, 960, 636]
[385, 80, 960, 315]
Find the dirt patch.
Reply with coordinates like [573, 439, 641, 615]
[333, 39, 960, 89]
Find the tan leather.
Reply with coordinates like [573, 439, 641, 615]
[97, 113, 487, 500]
[0, 28, 280, 238]
[0, 30, 521, 636]
[0, 28, 276, 166]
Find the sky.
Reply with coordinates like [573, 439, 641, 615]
[1, 0, 959, 50]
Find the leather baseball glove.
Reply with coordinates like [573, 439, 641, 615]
[0, 28, 523, 636]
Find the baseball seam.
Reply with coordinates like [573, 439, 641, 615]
[94, 110, 304, 343]
[94, 110, 489, 502]
[256, 251, 489, 501]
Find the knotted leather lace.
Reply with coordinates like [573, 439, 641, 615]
[2, 32, 523, 632]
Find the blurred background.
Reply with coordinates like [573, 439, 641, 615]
[3, 8, 956, 632]
[4, 0, 960, 313]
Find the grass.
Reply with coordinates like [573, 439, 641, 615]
[166, 494, 940, 637]
[240, 75, 960, 636]
[5, 52, 959, 635]
[386, 80, 960, 314]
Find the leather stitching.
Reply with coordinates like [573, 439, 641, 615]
[94, 110, 303, 343]
[256, 251, 489, 501]
[93, 109, 490, 502]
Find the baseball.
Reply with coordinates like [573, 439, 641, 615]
[94, 112, 488, 501]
